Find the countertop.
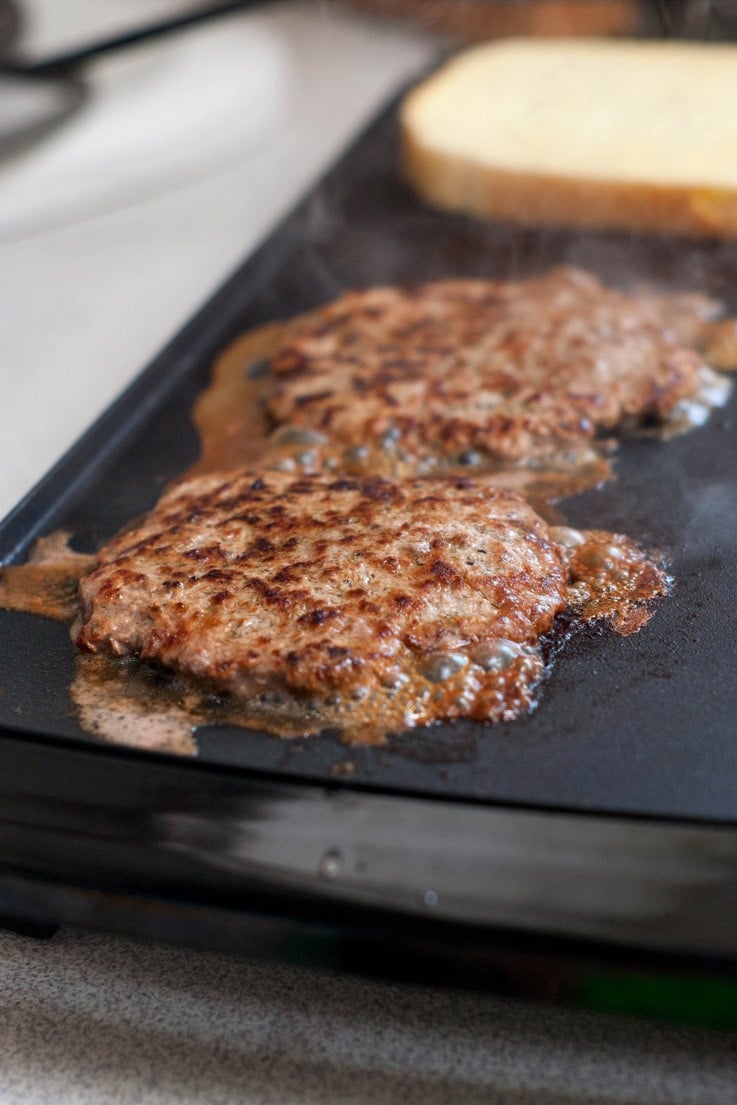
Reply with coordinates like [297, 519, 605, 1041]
[2, 4, 737, 1102]
[3, 924, 737, 1105]
[0, 0, 435, 519]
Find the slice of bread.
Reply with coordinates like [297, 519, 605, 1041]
[400, 38, 737, 238]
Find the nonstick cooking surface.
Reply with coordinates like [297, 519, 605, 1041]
[3, 103, 737, 824]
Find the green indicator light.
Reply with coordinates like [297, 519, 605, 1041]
[578, 972, 737, 1032]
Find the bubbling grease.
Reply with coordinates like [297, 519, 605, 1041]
[69, 521, 666, 753]
[6, 283, 735, 756]
[0, 532, 94, 622]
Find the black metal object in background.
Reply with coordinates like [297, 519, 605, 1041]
[0, 1, 270, 75]
[649, 0, 737, 39]
[0, 2, 274, 163]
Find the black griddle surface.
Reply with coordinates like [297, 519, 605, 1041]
[3, 102, 737, 825]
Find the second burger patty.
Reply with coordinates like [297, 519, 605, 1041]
[264, 266, 731, 476]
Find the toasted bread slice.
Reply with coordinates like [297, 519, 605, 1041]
[401, 38, 737, 238]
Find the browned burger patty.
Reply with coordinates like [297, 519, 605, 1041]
[74, 469, 665, 739]
[264, 266, 729, 477]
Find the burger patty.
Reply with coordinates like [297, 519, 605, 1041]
[264, 266, 731, 476]
[74, 469, 665, 738]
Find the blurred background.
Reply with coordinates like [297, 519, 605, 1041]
[3, 6, 737, 1104]
[0, 1, 438, 518]
[5, 0, 735, 516]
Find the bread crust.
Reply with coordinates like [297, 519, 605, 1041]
[401, 125, 737, 239]
[400, 41, 737, 239]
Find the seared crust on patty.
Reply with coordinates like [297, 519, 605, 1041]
[74, 469, 665, 738]
[264, 266, 727, 477]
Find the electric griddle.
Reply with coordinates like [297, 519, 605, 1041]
[2, 98, 737, 968]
